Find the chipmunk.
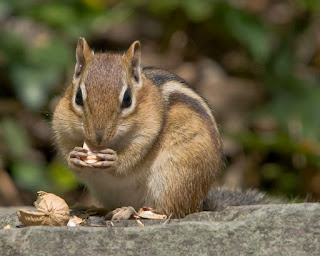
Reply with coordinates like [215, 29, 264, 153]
[52, 37, 224, 219]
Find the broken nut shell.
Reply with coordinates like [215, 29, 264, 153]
[17, 191, 70, 226]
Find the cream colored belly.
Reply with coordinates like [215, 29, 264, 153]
[80, 171, 146, 210]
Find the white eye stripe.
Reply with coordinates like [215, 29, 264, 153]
[80, 82, 87, 101]
[119, 79, 128, 103]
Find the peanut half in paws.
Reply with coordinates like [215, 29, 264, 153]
[82, 141, 99, 164]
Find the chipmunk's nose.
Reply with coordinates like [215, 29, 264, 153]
[95, 130, 104, 146]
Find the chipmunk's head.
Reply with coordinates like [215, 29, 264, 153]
[71, 37, 143, 148]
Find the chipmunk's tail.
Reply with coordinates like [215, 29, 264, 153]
[203, 187, 285, 211]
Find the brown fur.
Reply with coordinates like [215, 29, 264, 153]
[52, 38, 222, 217]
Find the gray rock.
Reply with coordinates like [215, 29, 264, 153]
[0, 203, 319, 256]
[0, 206, 34, 229]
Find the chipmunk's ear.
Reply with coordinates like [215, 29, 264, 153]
[74, 37, 93, 79]
[124, 41, 141, 85]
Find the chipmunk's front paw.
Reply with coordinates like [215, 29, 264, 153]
[69, 147, 92, 167]
[91, 148, 117, 168]
[69, 147, 117, 168]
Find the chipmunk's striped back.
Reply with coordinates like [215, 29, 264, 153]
[143, 67, 222, 153]
[142, 67, 222, 216]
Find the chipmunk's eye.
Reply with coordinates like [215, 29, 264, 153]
[75, 86, 83, 106]
[121, 88, 132, 108]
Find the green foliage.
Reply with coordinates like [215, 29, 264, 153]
[0, 31, 72, 110]
[180, 0, 212, 22]
[294, 0, 320, 11]
[48, 161, 78, 193]
[11, 161, 50, 192]
[1, 118, 50, 192]
[212, 2, 272, 63]
[1, 117, 77, 193]
[261, 163, 299, 195]
[1, 118, 30, 158]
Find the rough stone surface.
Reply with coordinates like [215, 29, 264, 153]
[0, 206, 34, 229]
[0, 203, 319, 256]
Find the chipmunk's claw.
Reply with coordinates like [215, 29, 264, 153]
[91, 148, 117, 168]
[69, 147, 91, 167]
[105, 206, 137, 221]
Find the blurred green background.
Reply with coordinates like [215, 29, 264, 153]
[0, 0, 319, 206]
